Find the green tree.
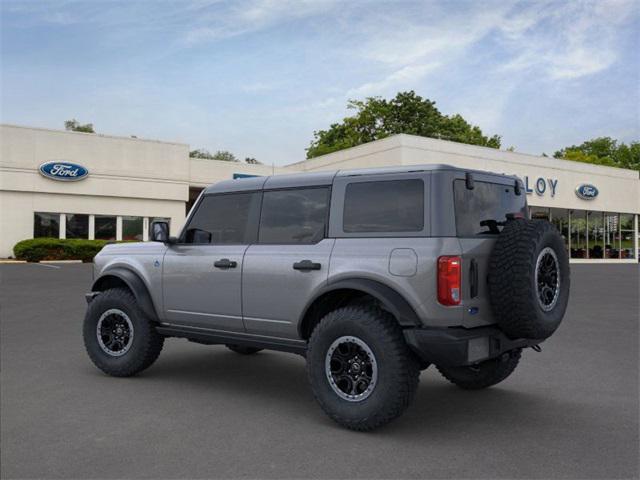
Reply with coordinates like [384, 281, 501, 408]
[64, 119, 94, 133]
[212, 150, 238, 162]
[554, 137, 640, 171]
[244, 157, 262, 165]
[189, 149, 215, 159]
[189, 149, 239, 162]
[306, 91, 501, 158]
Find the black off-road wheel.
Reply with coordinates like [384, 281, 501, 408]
[307, 305, 420, 431]
[488, 219, 570, 340]
[83, 288, 164, 377]
[437, 349, 522, 390]
[225, 344, 263, 355]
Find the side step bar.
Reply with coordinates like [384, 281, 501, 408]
[155, 323, 307, 356]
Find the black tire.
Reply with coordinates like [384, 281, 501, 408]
[437, 349, 522, 390]
[225, 344, 263, 355]
[488, 219, 570, 340]
[307, 305, 420, 431]
[83, 288, 164, 377]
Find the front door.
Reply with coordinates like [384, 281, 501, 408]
[242, 187, 332, 339]
[162, 191, 261, 332]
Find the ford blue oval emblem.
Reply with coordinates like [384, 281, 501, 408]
[39, 161, 89, 182]
[575, 184, 598, 200]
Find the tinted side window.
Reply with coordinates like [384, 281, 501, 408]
[259, 188, 329, 244]
[454, 180, 527, 236]
[184, 193, 259, 244]
[343, 179, 424, 233]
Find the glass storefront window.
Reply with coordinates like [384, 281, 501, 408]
[122, 216, 143, 241]
[587, 211, 604, 259]
[620, 214, 636, 259]
[95, 215, 116, 240]
[550, 208, 569, 254]
[529, 206, 550, 220]
[66, 214, 89, 239]
[603, 213, 620, 259]
[570, 210, 587, 258]
[34, 212, 60, 238]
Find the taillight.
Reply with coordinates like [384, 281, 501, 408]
[438, 256, 461, 306]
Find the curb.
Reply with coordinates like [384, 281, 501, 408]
[0, 259, 27, 264]
[39, 260, 84, 264]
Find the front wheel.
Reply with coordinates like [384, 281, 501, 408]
[436, 349, 522, 390]
[83, 288, 164, 377]
[307, 305, 420, 431]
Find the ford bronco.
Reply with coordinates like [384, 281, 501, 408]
[83, 165, 569, 430]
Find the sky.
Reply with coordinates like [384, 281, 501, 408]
[1, 0, 639, 166]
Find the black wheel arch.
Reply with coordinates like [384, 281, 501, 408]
[298, 278, 421, 339]
[91, 267, 159, 321]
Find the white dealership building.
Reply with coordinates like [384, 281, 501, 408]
[1, 124, 638, 262]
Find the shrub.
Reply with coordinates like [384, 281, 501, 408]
[13, 238, 113, 262]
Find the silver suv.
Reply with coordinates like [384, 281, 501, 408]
[83, 165, 570, 430]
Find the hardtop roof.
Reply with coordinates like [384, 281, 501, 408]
[203, 163, 519, 194]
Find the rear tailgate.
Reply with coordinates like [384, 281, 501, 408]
[459, 237, 497, 328]
[451, 172, 527, 329]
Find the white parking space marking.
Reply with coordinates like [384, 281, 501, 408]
[34, 263, 61, 269]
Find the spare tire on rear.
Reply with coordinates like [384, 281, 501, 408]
[488, 219, 570, 340]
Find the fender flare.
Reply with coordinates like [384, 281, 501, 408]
[92, 267, 159, 320]
[299, 278, 422, 334]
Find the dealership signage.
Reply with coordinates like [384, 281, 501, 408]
[39, 161, 89, 182]
[523, 176, 558, 197]
[233, 173, 260, 179]
[575, 183, 599, 200]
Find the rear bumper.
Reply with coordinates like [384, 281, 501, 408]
[403, 326, 541, 367]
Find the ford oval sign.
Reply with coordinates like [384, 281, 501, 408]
[575, 184, 598, 200]
[39, 161, 89, 182]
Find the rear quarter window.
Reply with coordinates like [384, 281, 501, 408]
[454, 179, 526, 236]
[343, 179, 424, 233]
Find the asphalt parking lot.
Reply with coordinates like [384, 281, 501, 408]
[1, 263, 638, 479]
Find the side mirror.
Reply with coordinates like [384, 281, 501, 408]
[150, 221, 170, 243]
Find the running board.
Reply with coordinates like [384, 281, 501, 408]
[155, 324, 307, 356]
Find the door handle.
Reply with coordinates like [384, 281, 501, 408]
[469, 258, 479, 298]
[293, 260, 321, 271]
[214, 258, 237, 269]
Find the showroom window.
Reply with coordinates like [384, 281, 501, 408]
[604, 213, 620, 259]
[550, 208, 569, 254]
[620, 214, 636, 259]
[151, 217, 170, 226]
[34, 212, 60, 238]
[588, 211, 604, 259]
[95, 215, 117, 241]
[530, 207, 550, 220]
[66, 214, 89, 239]
[570, 210, 587, 258]
[122, 216, 143, 241]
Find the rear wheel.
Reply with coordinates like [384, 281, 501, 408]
[437, 349, 522, 390]
[83, 288, 164, 377]
[225, 344, 262, 355]
[307, 305, 419, 431]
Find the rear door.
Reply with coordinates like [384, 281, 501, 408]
[242, 186, 333, 339]
[453, 174, 527, 327]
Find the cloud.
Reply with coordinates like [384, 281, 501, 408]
[182, 0, 341, 44]
[499, 0, 637, 80]
[347, 63, 440, 97]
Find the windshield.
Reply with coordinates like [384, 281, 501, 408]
[454, 179, 527, 236]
